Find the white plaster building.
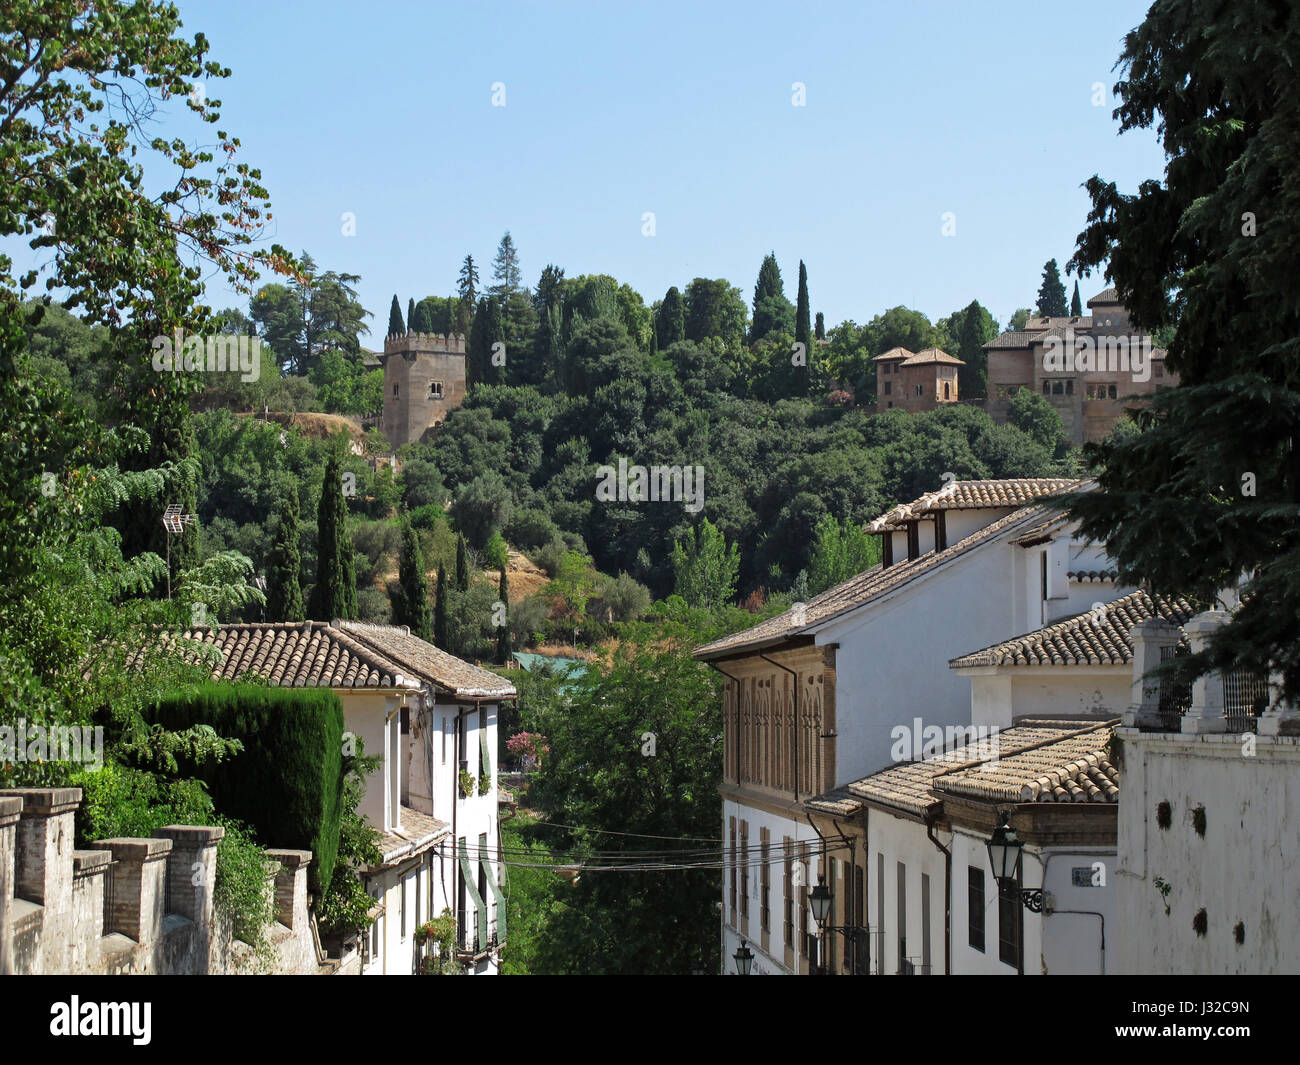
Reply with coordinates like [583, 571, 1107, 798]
[694, 477, 1131, 975]
[139, 620, 514, 976]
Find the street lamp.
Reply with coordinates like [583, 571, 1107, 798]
[810, 875, 832, 926]
[986, 815, 1044, 913]
[732, 940, 754, 976]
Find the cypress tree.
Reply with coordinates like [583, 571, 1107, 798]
[1035, 259, 1069, 318]
[307, 456, 358, 621]
[467, 295, 504, 387]
[407, 298, 416, 335]
[388, 295, 405, 338]
[392, 516, 432, 640]
[455, 532, 469, 592]
[495, 567, 512, 664]
[410, 299, 432, 334]
[815, 311, 825, 341]
[434, 565, 448, 648]
[656, 286, 686, 349]
[795, 260, 811, 350]
[749, 252, 794, 341]
[266, 485, 304, 622]
[1070, 280, 1083, 317]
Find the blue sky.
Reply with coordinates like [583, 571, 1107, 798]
[31, 0, 1169, 337]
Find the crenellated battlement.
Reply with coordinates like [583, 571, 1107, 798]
[383, 332, 467, 355]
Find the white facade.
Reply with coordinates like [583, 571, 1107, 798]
[1114, 728, 1300, 974]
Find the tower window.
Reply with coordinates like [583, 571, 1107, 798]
[429, 381, 444, 399]
[393, 383, 399, 397]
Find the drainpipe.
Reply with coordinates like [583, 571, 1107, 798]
[924, 810, 952, 976]
[804, 815, 852, 974]
[706, 660, 746, 794]
[1038, 847, 1111, 975]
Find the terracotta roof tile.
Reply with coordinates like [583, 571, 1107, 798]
[933, 722, 1119, 804]
[374, 806, 450, 867]
[867, 478, 1083, 532]
[338, 622, 515, 699]
[873, 346, 913, 361]
[902, 347, 964, 366]
[949, 589, 1197, 669]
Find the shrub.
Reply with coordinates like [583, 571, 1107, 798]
[505, 507, 559, 550]
[148, 683, 345, 894]
[408, 503, 447, 530]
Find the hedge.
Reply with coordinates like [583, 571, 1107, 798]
[148, 683, 345, 894]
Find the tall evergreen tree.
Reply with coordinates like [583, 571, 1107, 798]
[266, 485, 304, 622]
[495, 567, 512, 664]
[656, 286, 686, 349]
[455, 254, 479, 339]
[307, 456, 358, 620]
[815, 311, 825, 341]
[955, 300, 998, 399]
[749, 252, 795, 341]
[434, 564, 449, 648]
[410, 299, 432, 334]
[387, 294, 405, 338]
[392, 516, 432, 640]
[1035, 259, 1069, 318]
[489, 232, 522, 299]
[455, 532, 470, 592]
[407, 298, 416, 335]
[1070, 280, 1083, 317]
[467, 295, 504, 387]
[795, 260, 811, 350]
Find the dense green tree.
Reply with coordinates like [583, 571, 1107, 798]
[749, 252, 795, 342]
[407, 298, 416, 335]
[1063, 0, 1300, 699]
[815, 311, 826, 341]
[307, 456, 358, 620]
[250, 252, 371, 375]
[795, 260, 811, 350]
[1009, 308, 1031, 331]
[391, 516, 432, 640]
[388, 295, 404, 338]
[670, 519, 741, 610]
[955, 300, 998, 399]
[455, 532, 470, 592]
[1035, 258, 1068, 318]
[522, 632, 721, 974]
[1070, 280, 1083, 317]
[452, 472, 514, 548]
[410, 300, 432, 333]
[684, 278, 747, 349]
[434, 564, 449, 648]
[656, 286, 686, 349]
[1007, 388, 1067, 456]
[468, 296, 505, 387]
[807, 514, 883, 595]
[267, 486, 305, 622]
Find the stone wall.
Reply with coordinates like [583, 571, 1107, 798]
[0, 788, 332, 975]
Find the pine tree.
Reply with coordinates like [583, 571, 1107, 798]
[489, 232, 522, 300]
[434, 564, 449, 648]
[388, 295, 405, 338]
[307, 456, 358, 621]
[1035, 259, 1068, 318]
[458, 254, 479, 305]
[455, 532, 469, 592]
[392, 516, 432, 640]
[656, 286, 686, 349]
[266, 485, 304, 622]
[815, 312, 825, 341]
[407, 298, 416, 335]
[1070, 280, 1083, 317]
[795, 260, 811, 350]
[495, 567, 512, 664]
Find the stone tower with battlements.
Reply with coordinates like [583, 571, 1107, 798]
[379, 332, 468, 447]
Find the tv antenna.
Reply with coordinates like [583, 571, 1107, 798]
[162, 503, 196, 600]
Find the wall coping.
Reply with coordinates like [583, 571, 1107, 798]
[154, 824, 225, 844]
[95, 837, 174, 862]
[264, 848, 312, 869]
[0, 787, 81, 815]
[72, 849, 113, 875]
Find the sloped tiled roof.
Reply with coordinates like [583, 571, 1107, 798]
[1088, 287, 1120, 305]
[948, 589, 1197, 669]
[984, 330, 1044, 350]
[338, 621, 516, 699]
[933, 721, 1119, 804]
[867, 478, 1082, 532]
[374, 806, 450, 868]
[826, 721, 1116, 818]
[873, 346, 913, 361]
[902, 347, 964, 366]
[127, 621, 421, 689]
[694, 503, 1050, 661]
